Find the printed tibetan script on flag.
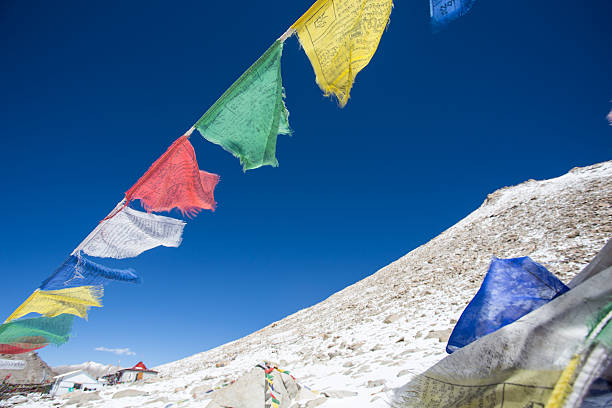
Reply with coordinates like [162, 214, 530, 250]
[291, 0, 393, 107]
[195, 41, 290, 171]
[76, 206, 186, 259]
[125, 135, 219, 216]
[430, 0, 476, 28]
[40, 253, 141, 290]
[5, 287, 103, 323]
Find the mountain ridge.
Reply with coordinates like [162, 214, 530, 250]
[15, 160, 612, 407]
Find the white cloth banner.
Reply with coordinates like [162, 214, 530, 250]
[0, 359, 26, 370]
[76, 206, 186, 259]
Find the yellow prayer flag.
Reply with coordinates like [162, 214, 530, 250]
[291, 0, 393, 107]
[4, 286, 103, 323]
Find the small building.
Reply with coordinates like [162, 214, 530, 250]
[116, 362, 158, 383]
[50, 370, 102, 396]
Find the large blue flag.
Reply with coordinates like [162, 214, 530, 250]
[430, 0, 477, 29]
[446, 256, 569, 353]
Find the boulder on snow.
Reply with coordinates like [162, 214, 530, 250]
[295, 387, 320, 402]
[145, 396, 169, 405]
[64, 391, 101, 405]
[206, 368, 264, 408]
[305, 396, 328, 407]
[425, 329, 453, 342]
[191, 383, 213, 400]
[206, 366, 301, 408]
[366, 379, 386, 388]
[278, 371, 299, 400]
[323, 390, 358, 398]
[112, 388, 148, 399]
[397, 369, 412, 377]
[384, 313, 401, 323]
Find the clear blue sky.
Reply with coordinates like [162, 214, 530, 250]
[1, 0, 610, 368]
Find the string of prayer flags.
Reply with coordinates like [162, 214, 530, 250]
[40, 253, 141, 291]
[0, 314, 74, 354]
[195, 41, 291, 171]
[2, 0, 405, 354]
[125, 135, 219, 217]
[5, 286, 103, 323]
[76, 205, 186, 259]
[291, 0, 393, 107]
[430, 0, 476, 29]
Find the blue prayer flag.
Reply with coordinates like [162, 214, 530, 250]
[447, 257, 569, 353]
[430, 0, 477, 29]
[40, 253, 140, 290]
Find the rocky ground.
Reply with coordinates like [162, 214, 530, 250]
[4, 160, 611, 407]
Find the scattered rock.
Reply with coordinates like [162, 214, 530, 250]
[306, 396, 328, 407]
[366, 379, 386, 388]
[314, 353, 329, 361]
[396, 337, 405, 342]
[384, 314, 401, 324]
[342, 361, 354, 367]
[348, 342, 365, 351]
[397, 369, 412, 377]
[112, 389, 148, 399]
[324, 390, 358, 398]
[65, 391, 101, 405]
[191, 384, 213, 400]
[145, 396, 169, 405]
[295, 387, 319, 401]
[426, 329, 453, 342]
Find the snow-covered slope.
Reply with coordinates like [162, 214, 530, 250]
[10, 161, 612, 408]
[52, 361, 122, 379]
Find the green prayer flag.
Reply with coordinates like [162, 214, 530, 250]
[0, 314, 74, 346]
[195, 41, 291, 171]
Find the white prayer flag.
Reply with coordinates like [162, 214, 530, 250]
[76, 206, 186, 259]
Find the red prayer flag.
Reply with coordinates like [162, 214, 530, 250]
[0, 343, 47, 354]
[125, 135, 219, 217]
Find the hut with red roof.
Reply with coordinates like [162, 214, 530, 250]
[114, 362, 158, 383]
